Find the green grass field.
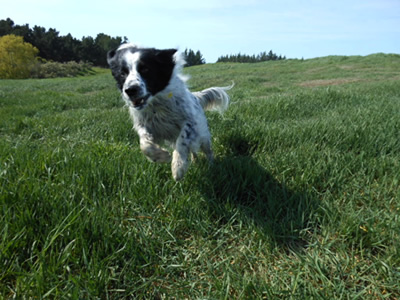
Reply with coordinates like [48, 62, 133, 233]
[1, 54, 400, 299]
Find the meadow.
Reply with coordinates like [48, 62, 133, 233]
[0, 54, 399, 299]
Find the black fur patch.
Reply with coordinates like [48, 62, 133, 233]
[138, 48, 177, 95]
[182, 122, 196, 140]
[107, 45, 177, 95]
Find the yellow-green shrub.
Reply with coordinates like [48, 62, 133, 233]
[0, 34, 39, 79]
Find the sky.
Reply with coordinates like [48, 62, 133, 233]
[2, 0, 400, 63]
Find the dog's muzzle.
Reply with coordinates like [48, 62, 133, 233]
[130, 94, 150, 109]
[124, 86, 150, 109]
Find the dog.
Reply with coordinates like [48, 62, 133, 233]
[107, 43, 232, 180]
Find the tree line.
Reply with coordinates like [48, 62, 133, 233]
[0, 18, 286, 77]
[0, 18, 127, 67]
[1, 18, 210, 68]
[0, 34, 95, 79]
[217, 50, 286, 63]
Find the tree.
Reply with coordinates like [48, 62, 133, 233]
[183, 48, 205, 67]
[93, 33, 126, 66]
[28, 26, 62, 61]
[0, 34, 39, 79]
[0, 18, 14, 36]
[59, 33, 81, 62]
[80, 36, 100, 64]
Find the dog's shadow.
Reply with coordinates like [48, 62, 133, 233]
[196, 134, 319, 249]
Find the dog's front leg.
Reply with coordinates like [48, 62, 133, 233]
[172, 146, 189, 181]
[139, 133, 171, 163]
[172, 123, 195, 181]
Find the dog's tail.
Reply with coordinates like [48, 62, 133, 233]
[193, 82, 234, 114]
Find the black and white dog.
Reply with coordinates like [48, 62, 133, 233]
[107, 43, 232, 180]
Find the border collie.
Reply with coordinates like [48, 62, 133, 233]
[107, 44, 232, 180]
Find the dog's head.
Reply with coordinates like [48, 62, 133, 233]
[107, 44, 178, 110]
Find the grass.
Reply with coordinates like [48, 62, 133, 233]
[1, 54, 400, 299]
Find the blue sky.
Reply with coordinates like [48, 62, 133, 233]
[3, 0, 400, 62]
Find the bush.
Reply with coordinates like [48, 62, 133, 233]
[0, 34, 39, 79]
[31, 61, 94, 78]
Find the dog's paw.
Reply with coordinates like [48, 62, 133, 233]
[172, 151, 189, 181]
[172, 168, 185, 181]
[172, 161, 187, 181]
[191, 152, 198, 162]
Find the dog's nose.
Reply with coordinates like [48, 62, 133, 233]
[124, 86, 140, 98]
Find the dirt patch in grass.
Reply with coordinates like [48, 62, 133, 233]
[298, 78, 362, 87]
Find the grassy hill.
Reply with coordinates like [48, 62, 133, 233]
[1, 54, 400, 298]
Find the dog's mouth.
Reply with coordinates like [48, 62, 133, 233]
[130, 94, 150, 109]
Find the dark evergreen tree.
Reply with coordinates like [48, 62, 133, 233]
[0, 18, 14, 36]
[93, 33, 125, 66]
[59, 34, 81, 62]
[79, 36, 99, 63]
[183, 48, 205, 67]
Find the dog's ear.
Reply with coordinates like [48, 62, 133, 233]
[156, 49, 178, 64]
[107, 49, 117, 66]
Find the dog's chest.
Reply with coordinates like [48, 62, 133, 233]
[135, 102, 188, 143]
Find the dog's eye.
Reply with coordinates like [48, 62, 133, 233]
[121, 66, 129, 76]
[138, 64, 150, 74]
